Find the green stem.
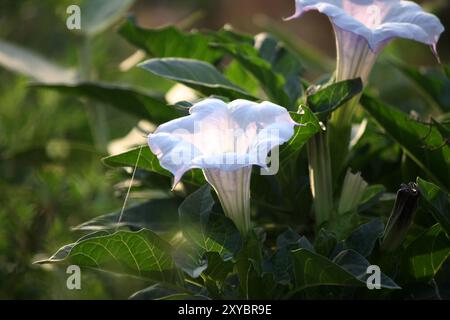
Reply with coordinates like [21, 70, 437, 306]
[307, 130, 334, 227]
[328, 95, 360, 182]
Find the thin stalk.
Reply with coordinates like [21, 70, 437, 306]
[328, 96, 360, 181]
[307, 131, 334, 227]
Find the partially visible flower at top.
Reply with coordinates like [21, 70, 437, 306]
[148, 98, 298, 235]
[287, 0, 444, 84]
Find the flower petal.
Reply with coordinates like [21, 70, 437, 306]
[288, 0, 444, 52]
[148, 98, 298, 187]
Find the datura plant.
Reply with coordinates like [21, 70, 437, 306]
[289, 0, 444, 226]
[35, 0, 450, 300]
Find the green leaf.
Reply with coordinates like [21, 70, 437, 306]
[213, 42, 291, 106]
[417, 178, 450, 236]
[0, 39, 76, 83]
[306, 78, 363, 120]
[328, 210, 360, 241]
[82, 0, 135, 36]
[291, 248, 399, 291]
[31, 82, 181, 123]
[315, 229, 338, 258]
[279, 107, 321, 162]
[129, 284, 209, 300]
[223, 61, 260, 96]
[255, 33, 303, 106]
[393, 61, 450, 112]
[444, 64, 450, 79]
[203, 252, 234, 282]
[360, 94, 450, 191]
[36, 229, 175, 280]
[266, 248, 294, 285]
[102, 146, 205, 186]
[333, 250, 399, 288]
[139, 58, 256, 100]
[277, 228, 314, 251]
[119, 18, 222, 63]
[245, 264, 287, 299]
[342, 219, 384, 257]
[174, 185, 241, 278]
[172, 243, 208, 278]
[403, 224, 450, 281]
[73, 199, 180, 233]
[358, 184, 386, 212]
[179, 185, 241, 257]
[253, 15, 334, 73]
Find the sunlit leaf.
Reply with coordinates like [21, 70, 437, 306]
[279, 107, 321, 162]
[307, 78, 363, 120]
[102, 146, 205, 186]
[139, 58, 256, 100]
[403, 224, 450, 281]
[119, 18, 222, 63]
[36, 229, 175, 281]
[213, 41, 291, 106]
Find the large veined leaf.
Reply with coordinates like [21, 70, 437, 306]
[36, 229, 175, 280]
[403, 224, 450, 281]
[417, 178, 450, 236]
[213, 42, 292, 106]
[306, 78, 363, 120]
[102, 145, 205, 186]
[119, 18, 222, 63]
[138, 58, 256, 100]
[173, 185, 241, 278]
[0, 40, 76, 83]
[279, 107, 321, 162]
[73, 199, 180, 233]
[291, 248, 399, 291]
[393, 61, 450, 112]
[81, 0, 135, 36]
[179, 185, 241, 256]
[31, 82, 181, 123]
[360, 95, 450, 191]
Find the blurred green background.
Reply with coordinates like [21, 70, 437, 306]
[0, 0, 448, 299]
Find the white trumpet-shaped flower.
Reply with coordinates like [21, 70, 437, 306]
[288, 0, 444, 83]
[148, 98, 298, 235]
